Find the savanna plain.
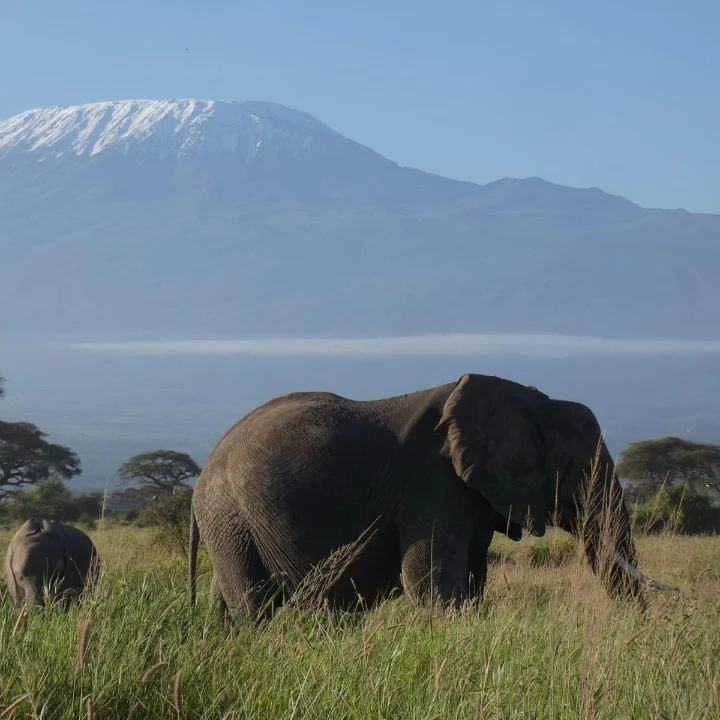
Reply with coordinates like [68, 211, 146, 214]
[0, 523, 718, 720]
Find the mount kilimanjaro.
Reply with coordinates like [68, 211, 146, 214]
[1, 98, 718, 342]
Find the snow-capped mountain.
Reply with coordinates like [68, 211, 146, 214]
[1, 98, 492, 208]
[0, 99, 338, 159]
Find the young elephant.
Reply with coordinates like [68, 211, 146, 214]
[4, 518, 99, 608]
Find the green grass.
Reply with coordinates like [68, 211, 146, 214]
[0, 525, 718, 719]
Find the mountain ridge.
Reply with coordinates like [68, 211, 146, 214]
[0, 97, 718, 343]
[0, 98, 697, 214]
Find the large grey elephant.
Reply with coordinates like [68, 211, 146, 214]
[189, 373, 673, 618]
[4, 518, 99, 608]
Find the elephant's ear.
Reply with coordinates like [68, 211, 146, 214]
[539, 400, 609, 508]
[23, 518, 41, 536]
[434, 373, 550, 536]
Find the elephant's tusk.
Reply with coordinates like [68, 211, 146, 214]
[601, 539, 678, 591]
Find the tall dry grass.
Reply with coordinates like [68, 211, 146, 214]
[0, 518, 717, 719]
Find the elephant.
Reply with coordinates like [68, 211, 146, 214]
[4, 518, 99, 608]
[189, 373, 674, 618]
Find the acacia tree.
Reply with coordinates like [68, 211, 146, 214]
[618, 436, 720, 498]
[0, 421, 82, 500]
[0, 377, 81, 501]
[117, 450, 201, 497]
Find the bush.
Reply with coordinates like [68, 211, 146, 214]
[71, 492, 104, 521]
[525, 534, 577, 568]
[121, 508, 139, 524]
[632, 484, 720, 535]
[632, 487, 681, 534]
[3, 476, 103, 524]
[76, 513, 97, 530]
[680, 490, 720, 534]
[136, 489, 193, 556]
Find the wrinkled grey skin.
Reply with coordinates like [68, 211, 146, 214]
[190, 373, 647, 619]
[4, 518, 99, 608]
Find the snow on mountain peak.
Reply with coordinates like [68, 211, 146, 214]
[0, 99, 337, 160]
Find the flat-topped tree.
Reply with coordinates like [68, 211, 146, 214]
[117, 450, 201, 497]
[0, 421, 81, 500]
[618, 436, 720, 499]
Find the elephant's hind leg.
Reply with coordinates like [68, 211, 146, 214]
[210, 574, 228, 622]
[212, 524, 281, 621]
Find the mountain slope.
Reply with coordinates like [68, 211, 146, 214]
[0, 99, 483, 208]
[0, 98, 719, 342]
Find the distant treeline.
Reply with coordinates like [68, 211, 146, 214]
[1, 374, 718, 536]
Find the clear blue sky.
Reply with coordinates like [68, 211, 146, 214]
[2, 0, 718, 213]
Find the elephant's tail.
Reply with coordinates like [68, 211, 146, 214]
[189, 502, 199, 606]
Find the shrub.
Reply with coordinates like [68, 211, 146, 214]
[632, 486, 681, 534]
[136, 489, 193, 556]
[487, 547, 503, 565]
[525, 534, 577, 567]
[121, 508, 139, 524]
[71, 492, 104, 521]
[4, 476, 102, 524]
[632, 484, 720, 535]
[76, 513, 97, 530]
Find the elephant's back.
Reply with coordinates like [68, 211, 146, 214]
[202, 391, 347, 460]
[56, 523, 94, 546]
[203, 392, 378, 467]
[56, 524, 97, 569]
[193, 393, 395, 539]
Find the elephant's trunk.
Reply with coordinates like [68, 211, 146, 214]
[577, 448, 676, 598]
[580, 487, 642, 599]
[600, 540, 676, 591]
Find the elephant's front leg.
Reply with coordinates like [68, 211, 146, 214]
[467, 522, 495, 600]
[400, 527, 472, 609]
[398, 473, 479, 608]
